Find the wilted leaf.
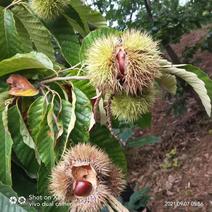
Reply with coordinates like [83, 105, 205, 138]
[7, 74, 38, 96]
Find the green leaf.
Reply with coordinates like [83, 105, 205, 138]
[65, 15, 86, 37]
[136, 113, 152, 129]
[0, 179, 36, 211]
[37, 163, 51, 195]
[37, 106, 56, 167]
[44, 205, 69, 212]
[0, 181, 17, 199]
[28, 96, 47, 141]
[11, 163, 37, 199]
[13, 4, 55, 61]
[72, 79, 96, 99]
[56, 99, 76, 157]
[69, 0, 106, 34]
[14, 16, 33, 52]
[8, 105, 40, 176]
[0, 1, 12, 7]
[90, 124, 127, 172]
[49, 83, 69, 101]
[28, 97, 55, 167]
[50, 16, 80, 65]
[116, 128, 134, 142]
[47, 96, 56, 139]
[0, 192, 27, 212]
[80, 27, 120, 62]
[127, 136, 160, 148]
[70, 87, 92, 143]
[0, 8, 23, 60]
[0, 181, 36, 211]
[157, 73, 177, 95]
[0, 51, 53, 77]
[164, 65, 211, 116]
[84, 9, 106, 29]
[0, 106, 13, 186]
[126, 188, 150, 210]
[67, 69, 96, 99]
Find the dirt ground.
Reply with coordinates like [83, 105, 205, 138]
[127, 26, 212, 212]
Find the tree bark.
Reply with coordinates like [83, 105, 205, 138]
[163, 43, 181, 64]
[144, 0, 154, 22]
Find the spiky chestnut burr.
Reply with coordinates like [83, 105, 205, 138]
[111, 86, 156, 122]
[49, 143, 126, 212]
[86, 30, 161, 95]
[30, 0, 69, 21]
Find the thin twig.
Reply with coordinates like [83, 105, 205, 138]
[40, 76, 89, 84]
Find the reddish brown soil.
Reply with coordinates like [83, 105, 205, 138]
[127, 26, 212, 212]
[171, 24, 212, 76]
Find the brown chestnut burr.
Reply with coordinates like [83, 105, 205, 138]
[49, 144, 126, 211]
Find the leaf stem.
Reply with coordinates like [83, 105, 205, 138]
[58, 63, 84, 73]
